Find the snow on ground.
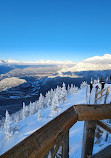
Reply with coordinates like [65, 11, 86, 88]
[0, 83, 111, 157]
[0, 77, 26, 92]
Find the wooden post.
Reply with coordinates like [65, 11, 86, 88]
[104, 87, 110, 104]
[62, 130, 69, 158]
[81, 121, 96, 158]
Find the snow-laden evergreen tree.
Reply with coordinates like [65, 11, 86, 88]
[29, 102, 35, 116]
[54, 93, 59, 107]
[35, 100, 39, 111]
[22, 102, 27, 119]
[67, 84, 70, 94]
[4, 111, 12, 139]
[51, 94, 59, 115]
[55, 85, 61, 101]
[38, 109, 42, 120]
[38, 93, 44, 109]
[32, 102, 36, 114]
[15, 113, 20, 123]
[34, 101, 38, 112]
[45, 91, 51, 107]
[80, 81, 87, 89]
[50, 88, 54, 98]
[47, 97, 51, 107]
[60, 82, 67, 103]
[69, 84, 74, 94]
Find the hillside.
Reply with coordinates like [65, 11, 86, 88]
[0, 82, 111, 157]
[0, 77, 26, 92]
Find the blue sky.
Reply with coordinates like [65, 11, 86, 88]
[0, 0, 111, 62]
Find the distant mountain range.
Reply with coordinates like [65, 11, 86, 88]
[1, 54, 111, 78]
[0, 54, 111, 65]
[58, 62, 111, 74]
[0, 59, 76, 65]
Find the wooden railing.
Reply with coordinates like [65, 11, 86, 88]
[0, 104, 111, 158]
[95, 87, 110, 104]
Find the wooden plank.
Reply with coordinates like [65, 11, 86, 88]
[81, 121, 96, 158]
[0, 106, 77, 158]
[74, 104, 111, 121]
[93, 145, 111, 158]
[97, 120, 111, 133]
[95, 87, 110, 104]
[62, 130, 69, 158]
[104, 87, 110, 104]
[96, 89, 106, 99]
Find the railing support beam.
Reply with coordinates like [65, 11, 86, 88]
[62, 130, 69, 158]
[81, 121, 96, 158]
[97, 120, 111, 133]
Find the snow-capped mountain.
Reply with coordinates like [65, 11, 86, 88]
[0, 54, 111, 65]
[84, 54, 111, 64]
[58, 62, 111, 73]
[0, 59, 76, 65]
[57, 54, 111, 74]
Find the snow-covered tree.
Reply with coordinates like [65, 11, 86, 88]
[69, 84, 74, 94]
[54, 93, 59, 107]
[80, 81, 87, 89]
[47, 97, 51, 107]
[45, 91, 51, 107]
[38, 109, 42, 120]
[51, 94, 59, 115]
[38, 93, 44, 109]
[67, 84, 70, 94]
[15, 114, 20, 123]
[22, 102, 27, 119]
[55, 85, 61, 101]
[50, 88, 54, 98]
[34, 101, 38, 112]
[29, 102, 35, 116]
[4, 111, 12, 139]
[60, 82, 67, 103]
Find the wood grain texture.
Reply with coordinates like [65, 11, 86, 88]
[74, 104, 111, 121]
[81, 121, 96, 158]
[62, 130, 69, 158]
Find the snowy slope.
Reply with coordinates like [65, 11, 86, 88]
[57, 54, 111, 74]
[58, 62, 111, 73]
[0, 77, 26, 91]
[0, 82, 111, 157]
